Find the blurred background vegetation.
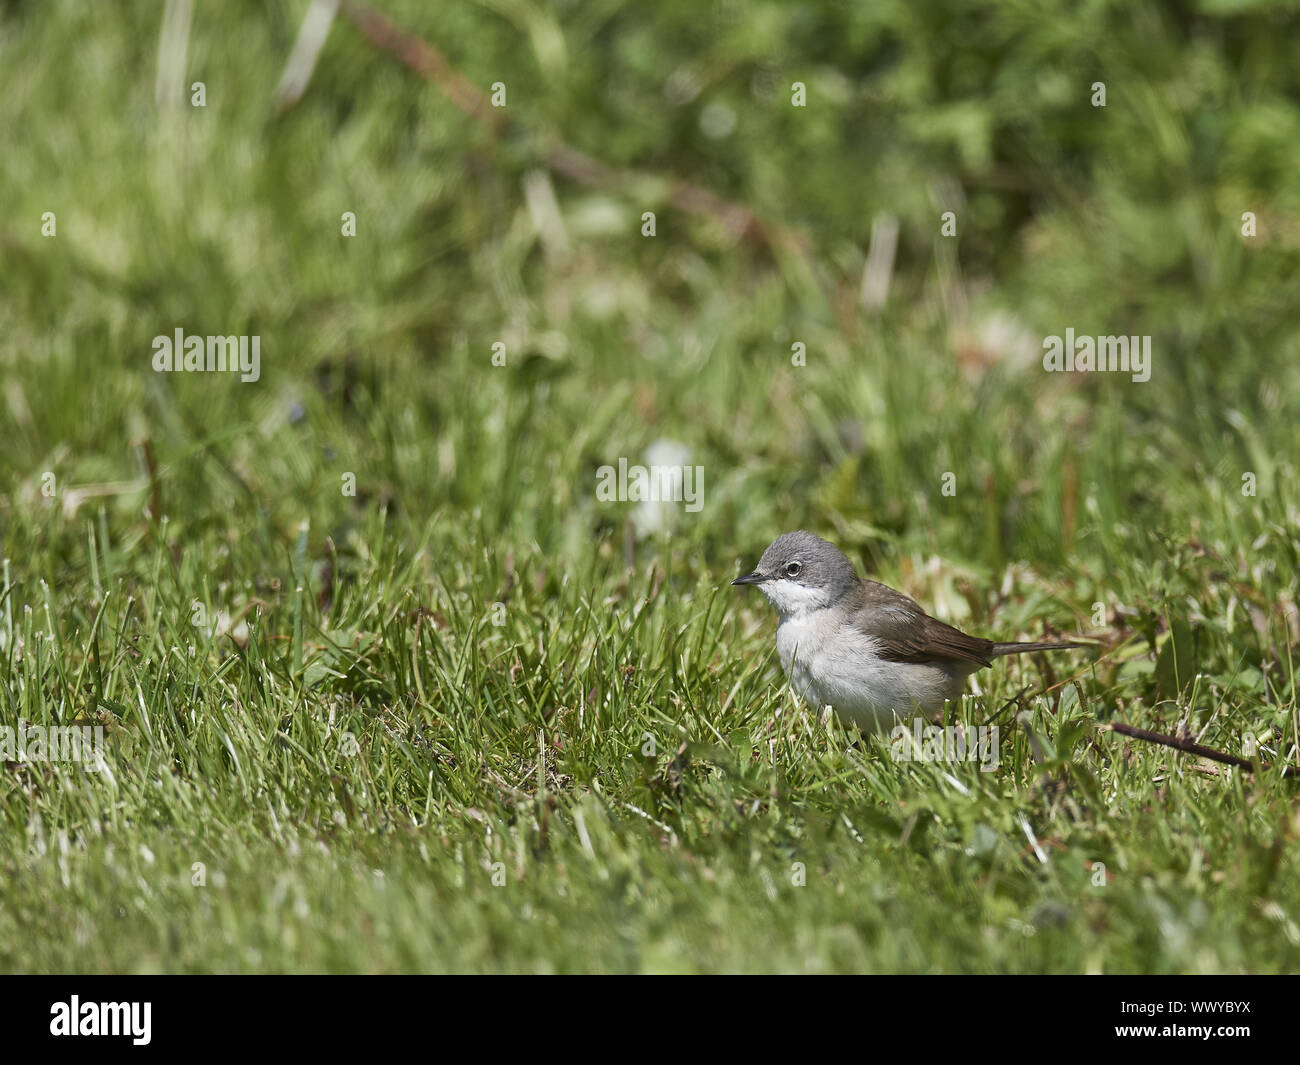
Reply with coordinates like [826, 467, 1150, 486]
[3, 0, 1297, 574]
[3, 0, 1298, 576]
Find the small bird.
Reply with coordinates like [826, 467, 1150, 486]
[732, 531, 1084, 733]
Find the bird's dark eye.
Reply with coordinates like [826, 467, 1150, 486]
[785, 561, 802, 577]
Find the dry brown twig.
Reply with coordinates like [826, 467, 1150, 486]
[338, 0, 801, 251]
[1107, 721, 1296, 779]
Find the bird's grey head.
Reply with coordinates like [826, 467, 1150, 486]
[731, 531, 859, 618]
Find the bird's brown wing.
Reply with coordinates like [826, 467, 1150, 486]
[851, 581, 994, 668]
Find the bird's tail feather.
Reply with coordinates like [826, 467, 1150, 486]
[990, 639, 1088, 657]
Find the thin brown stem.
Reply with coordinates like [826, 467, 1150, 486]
[1107, 721, 1296, 779]
[339, 1, 795, 250]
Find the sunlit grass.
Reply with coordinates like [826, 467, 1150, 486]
[1, 0, 1298, 973]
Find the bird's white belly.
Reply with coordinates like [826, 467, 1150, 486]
[775, 615, 969, 734]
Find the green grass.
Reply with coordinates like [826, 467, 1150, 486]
[1, 0, 1298, 973]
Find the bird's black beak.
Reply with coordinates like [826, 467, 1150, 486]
[731, 571, 768, 586]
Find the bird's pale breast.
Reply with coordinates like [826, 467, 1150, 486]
[775, 612, 971, 733]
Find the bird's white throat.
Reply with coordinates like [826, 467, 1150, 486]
[757, 578, 837, 620]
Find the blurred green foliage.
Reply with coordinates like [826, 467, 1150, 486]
[2, 0, 1296, 570]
